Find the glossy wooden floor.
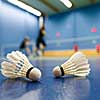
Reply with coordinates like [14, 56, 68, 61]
[0, 57, 100, 100]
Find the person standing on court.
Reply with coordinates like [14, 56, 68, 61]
[19, 37, 31, 56]
[36, 25, 46, 56]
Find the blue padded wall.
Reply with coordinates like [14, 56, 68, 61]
[0, 0, 39, 55]
[45, 4, 100, 50]
[76, 5, 100, 49]
[45, 12, 75, 50]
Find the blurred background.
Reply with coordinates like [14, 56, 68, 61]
[0, 0, 100, 57]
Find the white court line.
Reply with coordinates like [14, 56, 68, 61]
[1, 35, 100, 48]
[29, 56, 100, 61]
[46, 35, 100, 44]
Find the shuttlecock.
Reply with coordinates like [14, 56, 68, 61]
[53, 52, 90, 77]
[1, 51, 41, 81]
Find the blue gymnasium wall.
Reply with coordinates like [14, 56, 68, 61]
[45, 4, 100, 50]
[0, 0, 39, 55]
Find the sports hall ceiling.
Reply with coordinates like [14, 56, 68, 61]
[20, 0, 100, 16]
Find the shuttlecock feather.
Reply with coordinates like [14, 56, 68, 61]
[1, 51, 41, 81]
[53, 52, 90, 77]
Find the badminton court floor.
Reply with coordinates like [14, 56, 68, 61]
[0, 57, 100, 100]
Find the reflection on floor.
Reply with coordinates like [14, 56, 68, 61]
[0, 57, 100, 100]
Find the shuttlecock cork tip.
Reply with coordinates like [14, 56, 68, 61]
[28, 68, 42, 81]
[52, 66, 62, 77]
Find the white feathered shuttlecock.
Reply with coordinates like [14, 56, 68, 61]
[53, 51, 90, 77]
[1, 51, 41, 81]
